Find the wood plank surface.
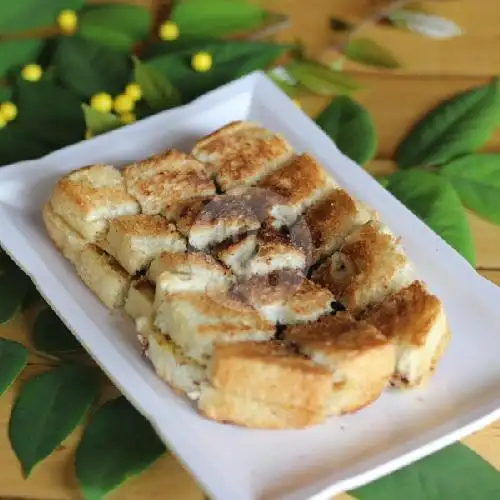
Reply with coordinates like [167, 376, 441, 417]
[0, 0, 499, 499]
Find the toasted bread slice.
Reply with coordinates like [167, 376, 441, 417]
[50, 164, 139, 240]
[304, 189, 376, 263]
[173, 193, 261, 250]
[258, 153, 337, 226]
[42, 202, 86, 264]
[285, 312, 395, 415]
[147, 251, 232, 293]
[197, 386, 326, 429]
[362, 281, 449, 388]
[75, 245, 131, 309]
[192, 121, 294, 191]
[154, 291, 275, 364]
[233, 271, 333, 324]
[215, 233, 258, 275]
[209, 341, 332, 412]
[124, 278, 155, 320]
[311, 221, 414, 314]
[123, 149, 216, 216]
[99, 215, 186, 274]
[145, 329, 207, 396]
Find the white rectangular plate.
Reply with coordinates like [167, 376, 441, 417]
[0, 72, 499, 500]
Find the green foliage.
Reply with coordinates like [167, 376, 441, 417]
[33, 307, 82, 355]
[344, 38, 401, 69]
[351, 443, 500, 499]
[0, 252, 31, 324]
[440, 154, 500, 224]
[383, 170, 476, 264]
[82, 104, 120, 136]
[79, 4, 152, 52]
[76, 396, 166, 499]
[0, 339, 27, 396]
[0, 0, 84, 33]
[0, 39, 44, 78]
[396, 78, 500, 169]
[316, 95, 377, 164]
[54, 36, 132, 99]
[133, 57, 181, 110]
[9, 364, 99, 476]
[171, 0, 272, 37]
[286, 60, 363, 96]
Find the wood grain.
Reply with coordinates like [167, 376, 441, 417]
[1, 0, 500, 498]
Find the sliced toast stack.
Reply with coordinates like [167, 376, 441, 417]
[42, 121, 449, 429]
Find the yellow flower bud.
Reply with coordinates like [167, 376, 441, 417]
[120, 112, 136, 125]
[125, 83, 142, 102]
[85, 129, 93, 140]
[0, 115, 6, 129]
[293, 99, 301, 109]
[21, 64, 43, 82]
[0, 101, 18, 122]
[57, 9, 78, 34]
[113, 94, 134, 114]
[90, 93, 113, 113]
[159, 21, 179, 41]
[191, 51, 212, 72]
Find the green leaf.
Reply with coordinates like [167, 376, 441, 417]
[0, 255, 31, 323]
[440, 153, 500, 225]
[286, 60, 363, 96]
[384, 170, 475, 264]
[76, 396, 165, 499]
[171, 0, 271, 37]
[396, 78, 500, 169]
[82, 104, 120, 136]
[344, 38, 401, 69]
[9, 364, 99, 476]
[316, 95, 377, 164]
[33, 308, 82, 355]
[0, 339, 27, 396]
[16, 80, 85, 150]
[0, 85, 12, 102]
[0, 39, 44, 78]
[351, 443, 500, 499]
[0, 0, 84, 32]
[54, 36, 132, 99]
[79, 4, 152, 51]
[147, 41, 287, 103]
[133, 57, 181, 111]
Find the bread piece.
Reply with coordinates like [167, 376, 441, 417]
[75, 245, 131, 309]
[258, 153, 337, 226]
[362, 281, 449, 388]
[50, 164, 139, 240]
[233, 271, 333, 324]
[42, 202, 86, 264]
[124, 278, 155, 320]
[123, 149, 216, 217]
[209, 341, 332, 412]
[192, 121, 294, 191]
[99, 214, 186, 274]
[285, 313, 395, 415]
[145, 329, 207, 395]
[304, 189, 376, 263]
[198, 386, 325, 429]
[154, 291, 275, 364]
[147, 251, 232, 293]
[311, 221, 414, 314]
[173, 193, 261, 250]
[215, 233, 258, 275]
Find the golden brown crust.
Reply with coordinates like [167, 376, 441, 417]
[105, 214, 180, 237]
[123, 149, 216, 216]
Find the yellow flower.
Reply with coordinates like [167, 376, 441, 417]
[57, 9, 78, 34]
[90, 93, 113, 113]
[120, 112, 136, 125]
[191, 51, 212, 72]
[0, 115, 6, 129]
[0, 102, 18, 122]
[125, 83, 142, 102]
[293, 99, 301, 109]
[159, 21, 179, 41]
[21, 64, 43, 82]
[113, 94, 134, 114]
[85, 129, 93, 140]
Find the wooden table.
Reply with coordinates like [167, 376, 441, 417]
[1, 1, 499, 498]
